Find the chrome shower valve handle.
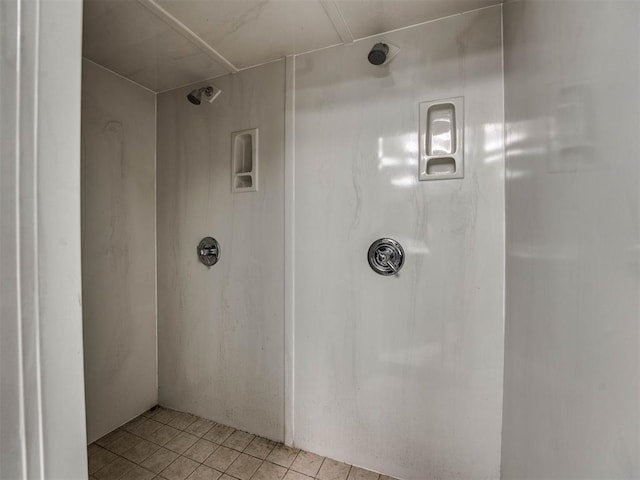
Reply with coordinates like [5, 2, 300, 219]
[197, 237, 221, 267]
[383, 255, 398, 273]
[368, 238, 405, 276]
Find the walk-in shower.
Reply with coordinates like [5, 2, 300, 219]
[4, 0, 637, 478]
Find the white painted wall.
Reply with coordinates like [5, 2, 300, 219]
[501, 1, 640, 478]
[81, 59, 158, 443]
[0, 0, 87, 477]
[156, 60, 286, 441]
[292, 7, 504, 480]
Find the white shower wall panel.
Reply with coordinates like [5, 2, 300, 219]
[156, 60, 286, 441]
[501, 1, 640, 477]
[292, 7, 504, 480]
[81, 60, 158, 443]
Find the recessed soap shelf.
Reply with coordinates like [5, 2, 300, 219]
[419, 97, 464, 181]
[231, 128, 258, 192]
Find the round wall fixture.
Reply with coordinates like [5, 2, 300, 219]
[368, 238, 404, 276]
[197, 237, 220, 267]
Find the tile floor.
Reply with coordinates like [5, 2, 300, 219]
[88, 406, 398, 480]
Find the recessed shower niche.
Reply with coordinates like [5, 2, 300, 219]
[232, 128, 258, 192]
[419, 97, 464, 180]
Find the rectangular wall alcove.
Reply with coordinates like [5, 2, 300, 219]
[232, 128, 258, 192]
[419, 96, 464, 181]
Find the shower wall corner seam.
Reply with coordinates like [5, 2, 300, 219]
[284, 54, 296, 447]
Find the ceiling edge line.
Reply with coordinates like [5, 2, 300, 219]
[156, 71, 230, 95]
[82, 57, 158, 94]
[136, 0, 239, 74]
[319, 1, 354, 44]
[351, 2, 503, 43]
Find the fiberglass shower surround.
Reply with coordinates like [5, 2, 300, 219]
[74, 2, 640, 480]
[156, 7, 504, 480]
[81, 7, 504, 480]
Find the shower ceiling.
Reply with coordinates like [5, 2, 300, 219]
[83, 0, 501, 92]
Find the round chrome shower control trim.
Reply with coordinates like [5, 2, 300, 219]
[368, 238, 404, 276]
[197, 237, 220, 267]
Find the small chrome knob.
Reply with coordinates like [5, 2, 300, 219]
[197, 237, 220, 267]
[368, 238, 404, 276]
